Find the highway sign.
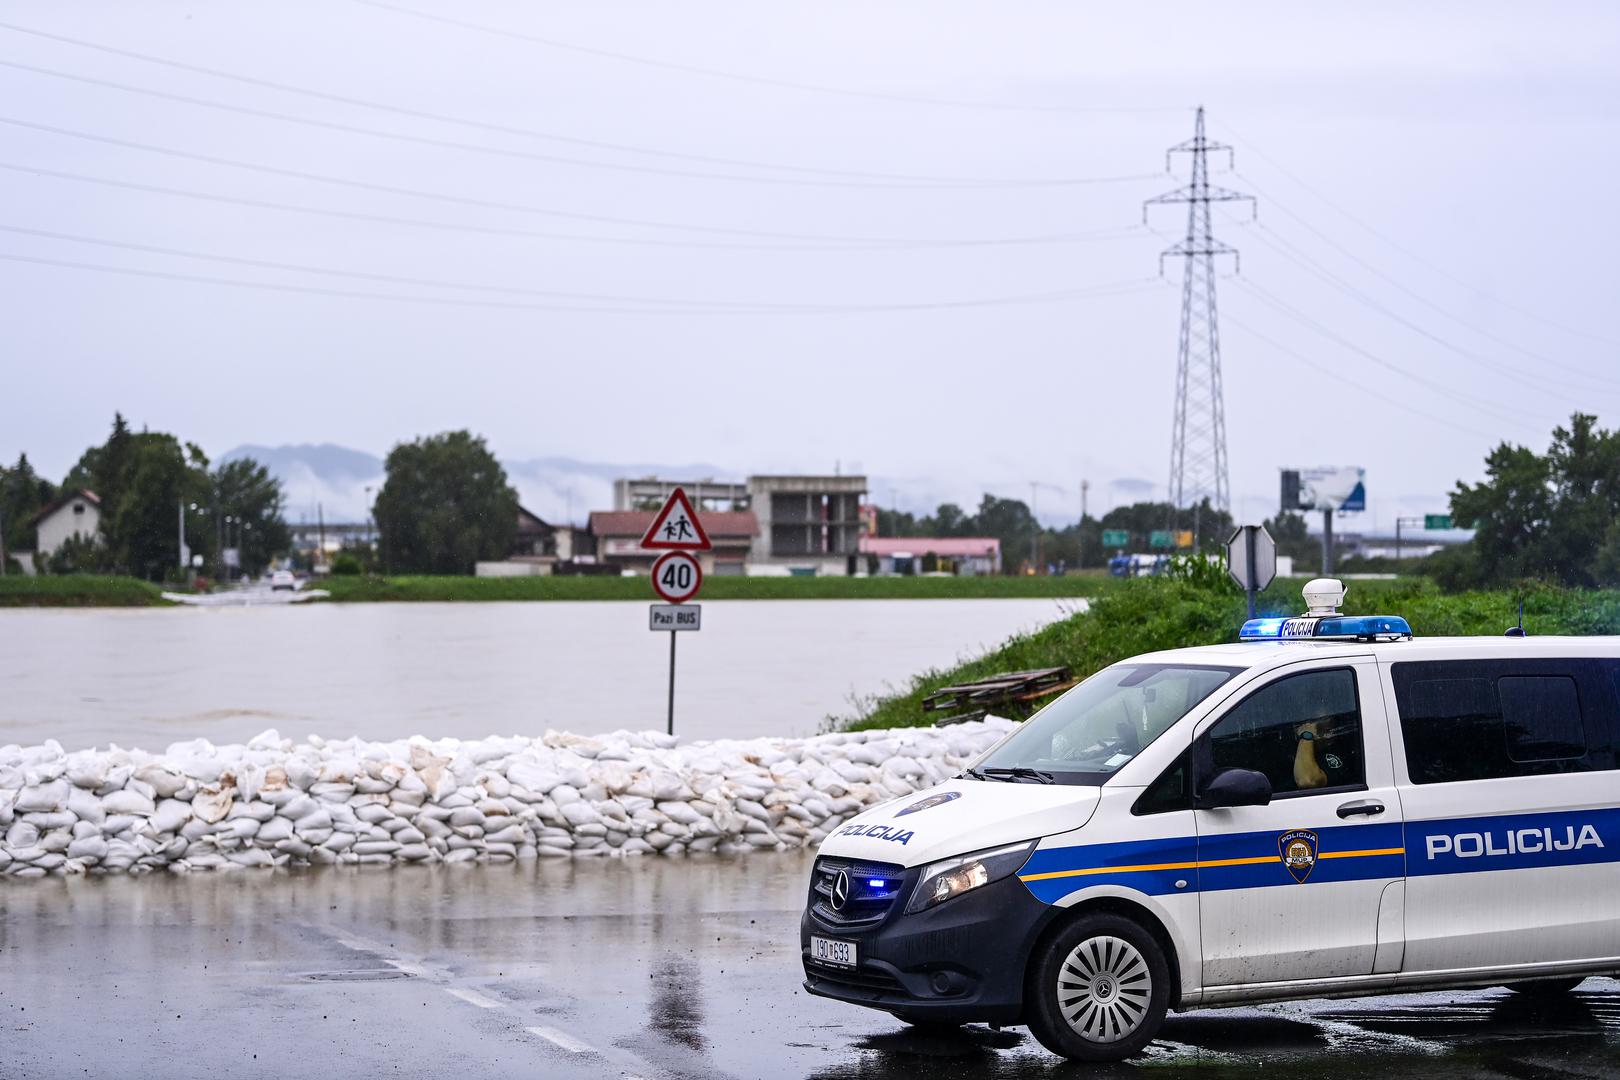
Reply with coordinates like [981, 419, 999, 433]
[1424, 514, 1453, 530]
[1149, 530, 1176, 550]
[1227, 525, 1277, 617]
[641, 488, 712, 551]
[651, 551, 703, 604]
[650, 604, 702, 631]
[1102, 529, 1129, 547]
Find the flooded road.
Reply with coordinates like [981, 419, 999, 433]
[3, 853, 1614, 1080]
[0, 598, 1073, 750]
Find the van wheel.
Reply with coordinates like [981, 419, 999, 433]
[1025, 913, 1169, 1062]
[1505, 977, 1585, 996]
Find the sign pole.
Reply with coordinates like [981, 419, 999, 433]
[1244, 527, 1258, 620]
[666, 630, 677, 736]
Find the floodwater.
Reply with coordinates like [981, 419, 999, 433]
[0, 598, 1077, 751]
[3, 852, 1614, 1080]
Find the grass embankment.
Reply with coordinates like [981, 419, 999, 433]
[0, 575, 170, 607]
[315, 573, 1117, 603]
[847, 573, 1620, 731]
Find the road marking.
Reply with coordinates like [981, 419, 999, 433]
[525, 1026, 595, 1054]
[443, 987, 504, 1009]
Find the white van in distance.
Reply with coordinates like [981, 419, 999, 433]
[800, 579, 1619, 1061]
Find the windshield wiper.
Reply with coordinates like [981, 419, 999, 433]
[963, 767, 989, 781]
[982, 767, 1055, 785]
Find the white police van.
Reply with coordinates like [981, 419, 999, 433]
[801, 579, 1620, 1061]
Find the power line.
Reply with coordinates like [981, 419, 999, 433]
[0, 158, 1144, 254]
[1228, 178, 1620, 392]
[0, 58, 1164, 191]
[1232, 276, 1558, 431]
[0, 116, 1148, 249]
[1221, 309, 1510, 443]
[0, 19, 1172, 188]
[1215, 119, 1620, 349]
[0, 248, 1164, 315]
[352, 0, 1189, 117]
[1222, 209, 1620, 402]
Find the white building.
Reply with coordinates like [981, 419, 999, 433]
[32, 489, 101, 559]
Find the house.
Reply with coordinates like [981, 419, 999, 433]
[31, 489, 101, 560]
[587, 509, 758, 575]
[475, 506, 592, 577]
[859, 535, 1002, 576]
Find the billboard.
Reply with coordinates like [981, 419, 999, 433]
[1281, 467, 1365, 513]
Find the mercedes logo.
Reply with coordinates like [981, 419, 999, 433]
[830, 869, 851, 912]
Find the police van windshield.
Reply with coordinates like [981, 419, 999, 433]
[974, 664, 1240, 785]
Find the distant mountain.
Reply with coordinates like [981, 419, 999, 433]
[222, 443, 739, 526]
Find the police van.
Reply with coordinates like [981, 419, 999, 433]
[800, 579, 1619, 1061]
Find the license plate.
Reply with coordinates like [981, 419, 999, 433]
[810, 936, 857, 968]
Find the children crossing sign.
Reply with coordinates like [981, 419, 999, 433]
[642, 487, 709, 738]
[641, 488, 712, 551]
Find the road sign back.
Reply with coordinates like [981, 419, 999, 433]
[641, 487, 712, 551]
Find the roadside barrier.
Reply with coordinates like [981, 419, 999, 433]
[0, 719, 1016, 876]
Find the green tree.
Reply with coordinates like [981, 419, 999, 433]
[374, 431, 519, 574]
[1261, 512, 1319, 567]
[1, 453, 56, 556]
[104, 434, 211, 580]
[211, 457, 290, 576]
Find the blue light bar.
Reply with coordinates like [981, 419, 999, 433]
[1240, 615, 1412, 642]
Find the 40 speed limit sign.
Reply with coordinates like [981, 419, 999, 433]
[650, 551, 702, 604]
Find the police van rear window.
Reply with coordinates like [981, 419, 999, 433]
[1390, 659, 1618, 784]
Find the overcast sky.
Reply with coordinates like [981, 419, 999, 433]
[3, 2, 1617, 531]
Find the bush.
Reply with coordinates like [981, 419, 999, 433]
[330, 552, 363, 576]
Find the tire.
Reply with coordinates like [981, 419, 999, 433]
[1505, 976, 1585, 996]
[1025, 912, 1170, 1062]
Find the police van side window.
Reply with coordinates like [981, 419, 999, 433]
[1132, 749, 1192, 815]
[1392, 660, 1617, 784]
[1199, 668, 1366, 799]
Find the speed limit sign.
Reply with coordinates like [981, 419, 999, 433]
[651, 551, 702, 604]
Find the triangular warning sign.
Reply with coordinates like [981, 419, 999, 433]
[640, 487, 712, 551]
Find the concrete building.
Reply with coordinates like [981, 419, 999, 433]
[587, 509, 758, 575]
[31, 489, 101, 560]
[613, 477, 747, 512]
[745, 475, 867, 576]
[859, 536, 1002, 576]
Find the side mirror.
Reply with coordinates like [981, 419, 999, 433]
[1199, 768, 1272, 809]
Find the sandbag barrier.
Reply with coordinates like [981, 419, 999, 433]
[0, 719, 1015, 877]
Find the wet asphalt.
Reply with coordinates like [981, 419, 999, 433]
[1, 851, 1616, 1079]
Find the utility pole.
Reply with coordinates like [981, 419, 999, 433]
[1029, 481, 1039, 574]
[1146, 106, 1255, 523]
[1078, 479, 1089, 570]
[177, 499, 187, 573]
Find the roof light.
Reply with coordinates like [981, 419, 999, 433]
[1240, 614, 1412, 643]
[1239, 578, 1412, 643]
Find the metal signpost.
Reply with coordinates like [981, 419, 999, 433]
[1226, 525, 1277, 619]
[642, 489, 710, 736]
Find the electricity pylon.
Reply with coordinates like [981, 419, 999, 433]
[1145, 106, 1255, 519]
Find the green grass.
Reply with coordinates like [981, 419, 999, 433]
[314, 573, 1118, 603]
[0, 575, 170, 607]
[844, 571, 1620, 731]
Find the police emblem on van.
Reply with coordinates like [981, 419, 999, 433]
[894, 791, 961, 817]
[1278, 830, 1319, 883]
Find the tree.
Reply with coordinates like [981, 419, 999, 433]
[1261, 512, 1319, 567]
[1449, 413, 1620, 587]
[1, 453, 56, 556]
[104, 434, 211, 581]
[212, 457, 290, 576]
[374, 431, 519, 574]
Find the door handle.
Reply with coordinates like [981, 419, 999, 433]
[1336, 799, 1385, 819]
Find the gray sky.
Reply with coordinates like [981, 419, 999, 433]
[4, 1, 1617, 531]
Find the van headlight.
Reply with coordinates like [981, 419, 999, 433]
[905, 840, 1037, 914]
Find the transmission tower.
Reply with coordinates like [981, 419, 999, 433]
[1145, 106, 1255, 519]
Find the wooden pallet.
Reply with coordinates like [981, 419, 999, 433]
[922, 666, 1075, 725]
